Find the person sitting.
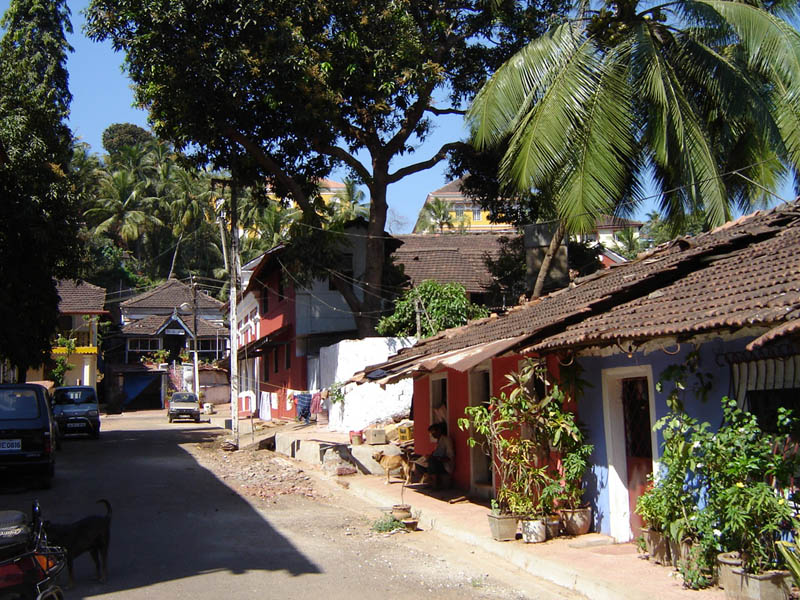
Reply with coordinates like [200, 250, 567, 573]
[416, 422, 454, 488]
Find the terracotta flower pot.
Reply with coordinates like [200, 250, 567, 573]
[642, 527, 671, 565]
[391, 504, 412, 520]
[560, 507, 592, 536]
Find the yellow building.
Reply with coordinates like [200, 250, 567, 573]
[413, 178, 515, 233]
[26, 280, 107, 390]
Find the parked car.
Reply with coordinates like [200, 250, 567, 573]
[168, 392, 201, 423]
[0, 384, 57, 488]
[52, 386, 100, 439]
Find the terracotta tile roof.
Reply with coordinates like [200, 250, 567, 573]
[122, 314, 228, 337]
[427, 178, 465, 198]
[369, 200, 800, 373]
[393, 233, 511, 293]
[56, 280, 106, 314]
[595, 215, 644, 229]
[121, 278, 223, 310]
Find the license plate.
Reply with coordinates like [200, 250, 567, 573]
[0, 439, 21, 451]
[66, 423, 83, 428]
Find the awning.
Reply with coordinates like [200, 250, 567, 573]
[238, 326, 291, 360]
[747, 319, 800, 351]
[359, 334, 530, 385]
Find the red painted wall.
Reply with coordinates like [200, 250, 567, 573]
[411, 352, 574, 495]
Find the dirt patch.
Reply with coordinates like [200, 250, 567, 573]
[187, 433, 319, 502]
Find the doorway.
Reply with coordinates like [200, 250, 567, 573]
[622, 377, 653, 539]
[601, 365, 657, 542]
[469, 369, 493, 498]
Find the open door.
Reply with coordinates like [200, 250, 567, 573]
[469, 370, 493, 498]
[622, 377, 653, 539]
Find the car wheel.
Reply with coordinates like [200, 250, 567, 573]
[194, 415, 200, 423]
[91, 430, 100, 440]
[168, 415, 173, 423]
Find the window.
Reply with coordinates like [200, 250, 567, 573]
[731, 354, 800, 433]
[454, 206, 464, 218]
[277, 276, 284, 301]
[261, 288, 269, 314]
[128, 338, 160, 352]
[285, 343, 291, 370]
[430, 375, 448, 433]
[273, 348, 279, 373]
[263, 355, 270, 381]
[472, 208, 481, 221]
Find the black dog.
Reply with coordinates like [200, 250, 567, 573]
[46, 499, 112, 588]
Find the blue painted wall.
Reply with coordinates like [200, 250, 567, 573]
[574, 335, 752, 537]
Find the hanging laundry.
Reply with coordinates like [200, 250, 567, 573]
[270, 392, 278, 410]
[259, 391, 272, 421]
[310, 392, 322, 415]
[295, 392, 312, 425]
[286, 390, 295, 411]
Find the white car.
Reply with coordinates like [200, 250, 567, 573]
[167, 392, 201, 423]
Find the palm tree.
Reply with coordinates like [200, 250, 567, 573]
[613, 228, 641, 260]
[417, 196, 455, 233]
[330, 177, 369, 224]
[469, 0, 800, 293]
[84, 169, 162, 249]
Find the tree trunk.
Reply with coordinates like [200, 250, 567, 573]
[167, 233, 182, 279]
[532, 220, 567, 298]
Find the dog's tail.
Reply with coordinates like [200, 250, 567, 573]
[97, 499, 112, 518]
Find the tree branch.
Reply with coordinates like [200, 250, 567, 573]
[425, 106, 467, 116]
[223, 128, 316, 219]
[388, 141, 471, 183]
[316, 143, 372, 184]
[385, 79, 439, 157]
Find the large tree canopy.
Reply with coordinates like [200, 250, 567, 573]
[86, 0, 569, 335]
[468, 0, 800, 241]
[0, 0, 82, 376]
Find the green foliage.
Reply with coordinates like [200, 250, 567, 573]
[654, 350, 712, 412]
[777, 541, 800, 588]
[376, 280, 489, 338]
[50, 335, 76, 387]
[415, 197, 455, 234]
[371, 515, 404, 533]
[101, 123, 154, 157]
[328, 382, 345, 405]
[458, 359, 592, 516]
[85, 0, 570, 334]
[468, 0, 800, 247]
[637, 391, 800, 582]
[0, 0, 84, 374]
[639, 211, 706, 248]
[678, 545, 715, 590]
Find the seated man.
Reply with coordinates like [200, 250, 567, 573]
[415, 422, 454, 488]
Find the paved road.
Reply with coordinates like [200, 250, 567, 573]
[1, 411, 580, 600]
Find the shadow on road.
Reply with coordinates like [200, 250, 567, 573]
[0, 424, 321, 598]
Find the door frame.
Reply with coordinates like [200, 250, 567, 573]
[601, 365, 658, 542]
[467, 363, 493, 498]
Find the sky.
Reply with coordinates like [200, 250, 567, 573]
[1, 0, 795, 234]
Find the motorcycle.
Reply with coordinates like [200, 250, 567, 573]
[0, 501, 66, 600]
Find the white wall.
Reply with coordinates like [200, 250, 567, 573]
[320, 337, 416, 432]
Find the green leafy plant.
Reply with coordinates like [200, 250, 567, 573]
[678, 545, 715, 590]
[777, 540, 800, 587]
[329, 382, 346, 405]
[50, 335, 76, 387]
[372, 515, 403, 533]
[459, 359, 590, 517]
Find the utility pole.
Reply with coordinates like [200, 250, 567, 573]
[415, 297, 422, 338]
[229, 183, 240, 447]
[212, 176, 240, 447]
[191, 274, 200, 397]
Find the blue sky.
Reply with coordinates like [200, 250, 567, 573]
[2, 0, 795, 233]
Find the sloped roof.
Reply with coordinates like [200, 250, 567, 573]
[121, 279, 223, 311]
[121, 314, 228, 337]
[595, 215, 644, 229]
[393, 233, 511, 293]
[427, 178, 466, 198]
[365, 200, 800, 379]
[57, 280, 107, 314]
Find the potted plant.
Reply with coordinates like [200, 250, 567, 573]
[459, 359, 564, 542]
[634, 483, 671, 565]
